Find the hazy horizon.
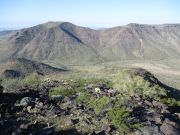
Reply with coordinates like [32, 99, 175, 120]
[1, 0, 180, 30]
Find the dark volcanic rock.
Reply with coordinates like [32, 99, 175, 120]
[20, 97, 33, 106]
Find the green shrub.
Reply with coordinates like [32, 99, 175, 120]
[2, 73, 41, 90]
[49, 86, 76, 96]
[2, 78, 23, 90]
[130, 123, 143, 130]
[112, 70, 167, 99]
[72, 79, 87, 92]
[113, 95, 131, 108]
[159, 97, 180, 106]
[23, 73, 40, 88]
[107, 107, 130, 132]
[75, 92, 92, 104]
[88, 96, 110, 114]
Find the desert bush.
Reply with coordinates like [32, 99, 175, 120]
[2, 78, 23, 90]
[2, 73, 41, 90]
[49, 86, 76, 96]
[112, 95, 131, 108]
[107, 107, 130, 133]
[75, 81, 111, 113]
[23, 73, 40, 88]
[88, 96, 110, 114]
[159, 97, 180, 106]
[112, 70, 167, 99]
[75, 92, 92, 104]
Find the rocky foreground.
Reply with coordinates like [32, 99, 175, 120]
[0, 70, 180, 135]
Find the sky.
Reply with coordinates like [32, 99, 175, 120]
[0, 0, 180, 29]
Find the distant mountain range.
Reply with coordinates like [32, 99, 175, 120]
[0, 22, 180, 65]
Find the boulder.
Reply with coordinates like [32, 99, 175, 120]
[146, 112, 163, 124]
[20, 123, 29, 130]
[20, 97, 33, 106]
[27, 106, 37, 113]
[50, 95, 64, 102]
[174, 113, 180, 119]
[107, 89, 115, 97]
[139, 125, 164, 135]
[152, 100, 169, 113]
[143, 100, 153, 107]
[36, 102, 44, 108]
[101, 125, 111, 134]
[63, 96, 72, 103]
[47, 106, 63, 117]
[160, 118, 180, 135]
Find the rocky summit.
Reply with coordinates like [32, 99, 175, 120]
[0, 68, 179, 135]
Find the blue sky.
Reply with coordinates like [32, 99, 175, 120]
[0, 0, 180, 29]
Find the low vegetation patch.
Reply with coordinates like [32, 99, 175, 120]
[23, 73, 41, 88]
[159, 97, 180, 106]
[49, 86, 76, 96]
[107, 107, 130, 132]
[112, 70, 167, 99]
[2, 78, 23, 90]
[1, 73, 41, 90]
[75, 92, 92, 104]
[88, 96, 110, 114]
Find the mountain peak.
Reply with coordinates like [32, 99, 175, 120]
[41, 21, 74, 29]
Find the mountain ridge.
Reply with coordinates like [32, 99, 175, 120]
[0, 21, 180, 64]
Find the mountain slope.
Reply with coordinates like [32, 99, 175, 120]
[0, 22, 101, 64]
[99, 23, 180, 60]
[0, 58, 67, 78]
[0, 22, 180, 64]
